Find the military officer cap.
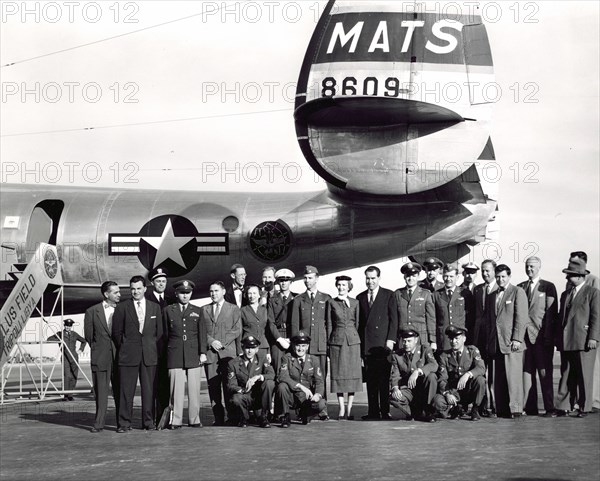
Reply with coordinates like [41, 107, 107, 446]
[63, 318, 75, 326]
[401, 262, 422, 275]
[461, 262, 479, 273]
[398, 328, 419, 338]
[423, 257, 444, 271]
[275, 268, 295, 281]
[149, 267, 168, 281]
[304, 265, 319, 276]
[173, 280, 195, 293]
[445, 325, 468, 338]
[291, 331, 311, 344]
[241, 335, 260, 348]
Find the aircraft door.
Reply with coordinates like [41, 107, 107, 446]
[24, 200, 64, 262]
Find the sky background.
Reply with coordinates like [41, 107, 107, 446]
[1, 1, 598, 330]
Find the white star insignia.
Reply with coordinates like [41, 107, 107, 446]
[142, 219, 193, 269]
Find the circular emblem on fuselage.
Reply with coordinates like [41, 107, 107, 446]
[44, 249, 58, 279]
[248, 220, 292, 262]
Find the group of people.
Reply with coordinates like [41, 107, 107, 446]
[74, 250, 597, 432]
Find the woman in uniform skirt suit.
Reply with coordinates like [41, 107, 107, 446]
[326, 275, 363, 420]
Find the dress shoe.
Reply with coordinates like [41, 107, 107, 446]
[188, 423, 203, 428]
[449, 406, 464, 419]
[281, 414, 291, 428]
[577, 410, 588, 418]
[435, 412, 448, 419]
[419, 414, 436, 423]
[480, 408, 496, 418]
[542, 411, 557, 418]
[144, 425, 157, 431]
[555, 409, 569, 417]
[169, 424, 182, 430]
[337, 415, 345, 421]
[524, 410, 539, 416]
[237, 420, 248, 428]
[319, 414, 330, 422]
[509, 412, 522, 419]
[471, 409, 481, 421]
[67, 395, 75, 401]
[301, 416, 310, 425]
[128, 426, 133, 431]
[346, 415, 354, 420]
[259, 418, 271, 428]
[90, 427, 102, 433]
[361, 414, 380, 421]
[116, 427, 128, 433]
[380, 413, 393, 421]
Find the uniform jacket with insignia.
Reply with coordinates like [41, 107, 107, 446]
[226, 353, 275, 395]
[241, 304, 276, 350]
[267, 291, 296, 340]
[516, 279, 558, 345]
[484, 284, 528, 355]
[437, 345, 486, 395]
[290, 291, 332, 354]
[433, 287, 474, 350]
[389, 344, 438, 389]
[47, 329, 86, 364]
[112, 299, 163, 367]
[201, 301, 242, 363]
[391, 287, 435, 344]
[164, 303, 207, 369]
[555, 284, 599, 351]
[419, 279, 444, 293]
[326, 297, 361, 346]
[277, 352, 324, 396]
[357, 287, 397, 358]
[84, 302, 115, 372]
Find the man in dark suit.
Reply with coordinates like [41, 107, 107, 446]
[484, 264, 527, 418]
[202, 281, 242, 425]
[517, 256, 558, 416]
[84, 281, 120, 432]
[227, 335, 275, 428]
[419, 257, 445, 292]
[275, 332, 328, 427]
[356, 265, 396, 420]
[144, 267, 176, 426]
[389, 329, 438, 422]
[112, 275, 163, 432]
[290, 265, 332, 395]
[47, 318, 86, 401]
[433, 326, 486, 421]
[391, 262, 436, 347]
[555, 258, 599, 417]
[163, 280, 207, 429]
[224, 263, 249, 308]
[433, 264, 474, 352]
[267, 268, 296, 374]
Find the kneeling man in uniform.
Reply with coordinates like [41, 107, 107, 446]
[433, 326, 486, 421]
[389, 329, 438, 422]
[226, 335, 275, 428]
[275, 332, 329, 427]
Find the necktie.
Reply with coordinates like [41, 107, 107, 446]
[107, 309, 113, 331]
[368, 292, 374, 308]
[525, 281, 533, 303]
[495, 288, 505, 315]
[483, 284, 490, 308]
[454, 350, 461, 363]
[159, 294, 165, 309]
[447, 289, 453, 299]
[406, 352, 413, 364]
[407, 288, 413, 299]
[564, 289, 575, 322]
[136, 301, 144, 333]
[213, 302, 221, 320]
[180, 303, 186, 312]
[299, 358, 304, 369]
[310, 292, 315, 303]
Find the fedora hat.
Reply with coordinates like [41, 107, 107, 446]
[562, 258, 590, 276]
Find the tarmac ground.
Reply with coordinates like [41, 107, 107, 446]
[1, 363, 599, 481]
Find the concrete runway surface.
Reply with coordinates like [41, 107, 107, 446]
[1, 364, 599, 481]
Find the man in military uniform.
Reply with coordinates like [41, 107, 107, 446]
[389, 329, 438, 422]
[433, 264, 474, 352]
[460, 262, 479, 294]
[517, 256, 558, 416]
[227, 335, 275, 428]
[145, 267, 177, 426]
[433, 326, 486, 421]
[391, 262, 436, 348]
[267, 268, 296, 374]
[419, 257, 445, 292]
[290, 266, 331, 395]
[163, 280, 207, 429]
[47, 318, 86, 401]
[275, 332, 328, 427]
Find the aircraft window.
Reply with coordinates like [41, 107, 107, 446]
[222, 216, 239, 233]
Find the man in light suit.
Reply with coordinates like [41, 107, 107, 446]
[290, 265, 332, 396]
[555, 258, 599, 417]
[112, 275, 163, 432]
[356, 265, 396, 420]
[202, 281, 242, 425]
[517, 256, 558, 416]
[484, 264, 527, 418]
[224, 263, 249, 308]
[391, 262, 436, 347]
[84, 281, 121, 432]
[433, 263, 474, 352]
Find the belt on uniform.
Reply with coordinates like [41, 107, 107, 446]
[183, 335, 187, 341]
